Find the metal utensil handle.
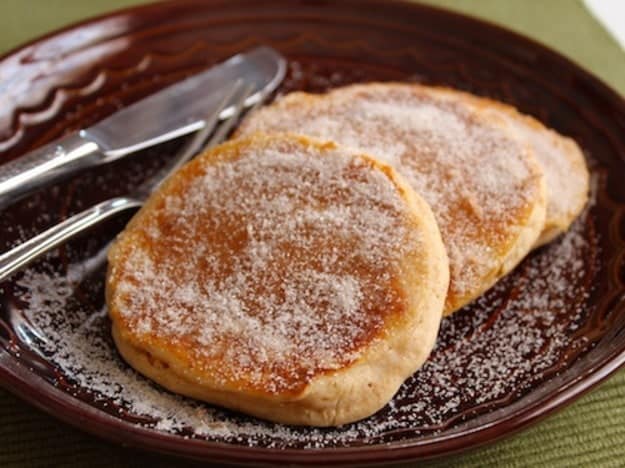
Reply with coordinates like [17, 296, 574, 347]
[0, 197, 141, 281]
[0, 134, 103, 210]
[0, 81, 248, 282]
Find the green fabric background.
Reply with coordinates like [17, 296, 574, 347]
[1, 1, 624, 466]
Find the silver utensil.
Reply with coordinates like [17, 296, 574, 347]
[0, 80, 257, 282]
[0, 46, 285, 209]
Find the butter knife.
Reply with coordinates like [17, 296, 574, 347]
[0, 46, 286, 209]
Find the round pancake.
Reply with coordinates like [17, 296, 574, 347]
[237, 83, 547, 314]
[432, 88, 589, 246]
[107, 133, 449, 426]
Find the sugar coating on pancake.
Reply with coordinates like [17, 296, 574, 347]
[237, 83, 547, 314]
[437, 89, 589, 246]
[107, 133, 449, 426]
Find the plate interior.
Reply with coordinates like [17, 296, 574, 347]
[1, 0, 625, 460]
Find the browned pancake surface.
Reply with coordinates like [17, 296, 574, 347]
[436, 88, 589, 245]
[237, 83, 546, 314]
[107, 134, 438, 397]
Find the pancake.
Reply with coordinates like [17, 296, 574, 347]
[431, 88, 589, 246]
[237, 83, 547, 314]
[107, 133, 449, 426]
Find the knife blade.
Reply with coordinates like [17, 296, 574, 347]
[0, 46, 286, 209]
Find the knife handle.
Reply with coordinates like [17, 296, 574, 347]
[0, 133, 102, 210]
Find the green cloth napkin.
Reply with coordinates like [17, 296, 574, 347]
[1, 1, 624, 466]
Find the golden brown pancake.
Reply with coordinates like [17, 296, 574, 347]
[431, 88, 589, 246]
[237, 83, 547, 314]
[107, 133, 449, 426]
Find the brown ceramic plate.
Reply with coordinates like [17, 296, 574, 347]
[1, 0, 624, 465]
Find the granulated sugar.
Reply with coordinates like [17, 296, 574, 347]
[237, 83, 545, 312]
[473, 100, 589, 231]
[10, 195, 597, 448]
[108, 136, 425, 394]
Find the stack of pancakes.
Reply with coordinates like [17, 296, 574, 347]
[106, 83, 589, 427]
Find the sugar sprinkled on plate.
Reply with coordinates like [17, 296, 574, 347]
[10, 195, 597, 448]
